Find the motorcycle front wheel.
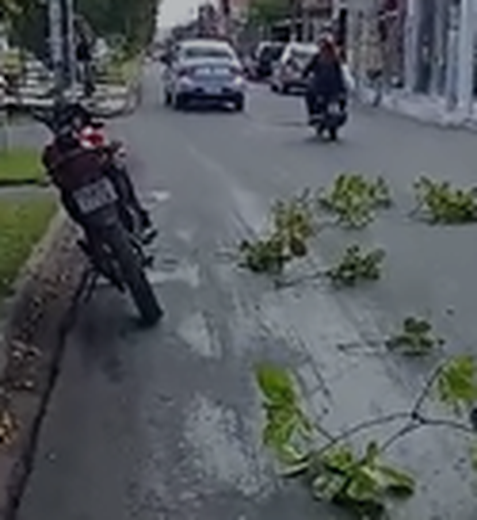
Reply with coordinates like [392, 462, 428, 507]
[106, 223, 163, 326]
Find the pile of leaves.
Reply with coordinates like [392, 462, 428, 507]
[240, 195, 315, 274]
[256, 359, 477, 519]
[413, 176, 477, 224]
[318, 173, 392, 228]
[327, 245, 385, 287]
[386, 316, 444, 356]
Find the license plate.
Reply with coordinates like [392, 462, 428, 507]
[329, 104, 341, 114]
[73, 177, 118, 215]
[197, 67, 213, 75]
[212, 67, 229, 76]
[206, 85, 222, 94]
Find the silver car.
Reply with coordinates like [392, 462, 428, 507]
[163, 39, 246, 111]
[270, 42, 318, 94]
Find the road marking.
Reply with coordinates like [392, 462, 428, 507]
[94, 262, 200, 289]
[184, 142, 266, 235]
[152, 190, 171, 203]
[178, 312, 216, 358]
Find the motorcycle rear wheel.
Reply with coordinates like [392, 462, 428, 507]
[328, 127, 338, 141]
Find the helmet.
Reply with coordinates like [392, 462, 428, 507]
[318, 33, 337, 58]
[318, 32, 334, 47]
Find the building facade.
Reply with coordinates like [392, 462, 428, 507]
[301, 0, 333, 41]
[343, 0, 477, 115]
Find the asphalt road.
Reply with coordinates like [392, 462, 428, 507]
[18, 66, 477, 520]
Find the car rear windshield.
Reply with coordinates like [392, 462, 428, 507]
[290, 48, 316, 62]
[183, 47, 234, 60]
[259, 45, 284, 61]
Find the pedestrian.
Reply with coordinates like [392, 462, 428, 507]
[364, 21, 384, 106]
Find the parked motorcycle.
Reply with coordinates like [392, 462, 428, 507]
[32, 106, 163, 326]
[309, 97, 347, 141]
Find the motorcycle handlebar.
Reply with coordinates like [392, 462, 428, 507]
[30, 107, 59, 132]
[29, 103, 101, 134]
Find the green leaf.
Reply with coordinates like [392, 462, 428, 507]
[256, 364, 297, 406]
[322, 445, 356, 472]
[312, 472, 347, 501]
[263, 408, 298, 449]
[280, 456, 311, 478]
[346, 466, 379, 502]
[437, 356, 477, 413]
[277, 443, 308, 465]
[364, 441, 380, 465]
[368, 464, 415, 496]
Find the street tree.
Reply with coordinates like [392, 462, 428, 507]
[248, 0, 289, 28]
[77, 0, 160, 53]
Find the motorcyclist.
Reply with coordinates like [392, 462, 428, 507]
[302, 35, 347, 122]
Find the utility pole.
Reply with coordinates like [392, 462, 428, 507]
[444, 3, 459, 111]
[48, 0, 64, 100]
[456, 0, 474, 117]
[63, 0, 77, 97]
[48, 0, 76, 102]
[290, 0, 300, 41]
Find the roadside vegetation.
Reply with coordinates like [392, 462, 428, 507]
[0, 147, 45, 186]
[237, 172, 477, 518]
[0, 195, 56, 296]
[96, 53, 141, 87]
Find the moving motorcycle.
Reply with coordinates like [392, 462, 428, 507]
[309, 95, 347, 141]
[34, 106, 163, 326]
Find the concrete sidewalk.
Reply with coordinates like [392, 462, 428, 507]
[359, 86, 477, 131]
[0, 83, 137, 117]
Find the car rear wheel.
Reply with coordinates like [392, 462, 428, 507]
[234, 97, 245, 112]
[328, 127, 338, 141]
[173, 94, 187, 110]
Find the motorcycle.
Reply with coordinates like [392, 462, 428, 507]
[33, 107, 163, 326]
[309, 97, 347, 141]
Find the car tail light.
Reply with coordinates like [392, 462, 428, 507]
[178, 67, 194, 77]
[230, 65, 243, 76]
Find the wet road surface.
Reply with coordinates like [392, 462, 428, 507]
[18, 65, 477, 520]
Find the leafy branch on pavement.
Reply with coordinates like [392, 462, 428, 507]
[240, 193, 316, 274]
[255, 356, 477, 519]
[326, 245, 385, 287]
[0, 409, 17, 446]
[317, 173, 392, 228]
[386, 316, 445, 356]
[413, 176, 477, 224]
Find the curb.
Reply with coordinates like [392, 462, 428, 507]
[0, 210, 91, 520]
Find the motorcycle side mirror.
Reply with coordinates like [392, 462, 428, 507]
[160, 53, 171, 65]
[91, 119, 105, 129]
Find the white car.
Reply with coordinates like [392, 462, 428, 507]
[270, 42, 318, 94]
[162, 39, 246, 111]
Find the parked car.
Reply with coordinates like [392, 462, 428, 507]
[162, 39, 246, 111]
[270, 42, 318, 94]
[251, 41, 285, 80]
